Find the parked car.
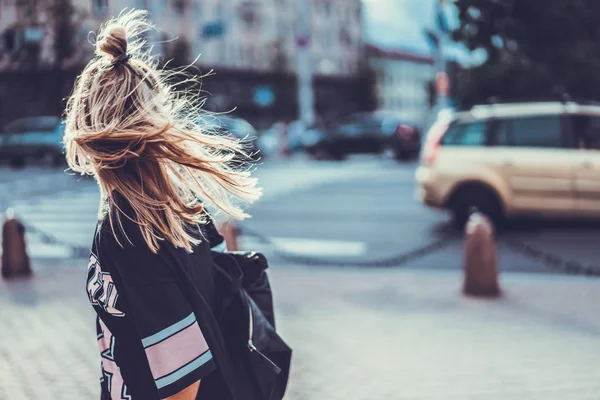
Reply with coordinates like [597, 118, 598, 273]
[304, 112, 421, 161]
[0, 116, 65, 167]
[416, 100, 600, 225]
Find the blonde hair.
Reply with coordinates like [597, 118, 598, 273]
[64, 10, 261, 253]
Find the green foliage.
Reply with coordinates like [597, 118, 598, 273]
[453, 0, 600, 105]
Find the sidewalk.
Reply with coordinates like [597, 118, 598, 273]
[1, 263, 600, 399]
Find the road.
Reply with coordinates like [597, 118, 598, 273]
[2, 156, 600, 275]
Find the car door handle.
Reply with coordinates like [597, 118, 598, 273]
[582, 160, 593, 169]
[504, 161, 514, 168]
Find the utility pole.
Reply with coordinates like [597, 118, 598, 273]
[434, 0, 449, 109]
[295, 0, 315, 126]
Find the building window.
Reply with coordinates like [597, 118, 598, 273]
[92, 0, 108, 16]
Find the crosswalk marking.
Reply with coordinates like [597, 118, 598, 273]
[1, 159, 409, 261]
[271, 237, 367, 257]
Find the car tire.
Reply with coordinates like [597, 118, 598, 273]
[449, 185, 504, 228]
[394, 150, 412, 162]
[312, 148, 328, 161]
[331, 151, 346, 161]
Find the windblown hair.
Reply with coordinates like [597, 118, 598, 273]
[64, 10, 261, 253]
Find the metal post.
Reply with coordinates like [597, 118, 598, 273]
[296, 0, 315, 126]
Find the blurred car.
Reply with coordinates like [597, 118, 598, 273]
[0, 116, 65, 167]
[416, 100, 600, 225]
[304, 112, 421, 161]
[285, 120, 305, 154]
[256, 128, 280, 158]
[212, 116, 260, 161]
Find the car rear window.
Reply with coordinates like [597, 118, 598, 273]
[494, 116, 563, 148]
[441, 121, 487, 146]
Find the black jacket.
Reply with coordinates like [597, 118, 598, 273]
[166, 249, 292, 400]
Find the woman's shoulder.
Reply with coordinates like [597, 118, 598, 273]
[96, 196, 147, 253]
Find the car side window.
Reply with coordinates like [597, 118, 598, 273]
[441, 121, 487, 146]
[494, 120, 513, 146]
[510, 116, 564, 148]
[381, 118, 402, 136]
[571, 115, 600, 150]
[338, 122, 361, 136]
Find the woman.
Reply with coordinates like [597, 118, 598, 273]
[64, 10, 261, 400]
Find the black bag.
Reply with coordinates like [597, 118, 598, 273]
[212, 251, 292, 400]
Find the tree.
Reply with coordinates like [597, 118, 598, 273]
[452, 0, 600, 105]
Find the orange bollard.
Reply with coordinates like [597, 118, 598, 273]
[1, 209, 32, 279]
[218, 220, 239, 252]
[462, 212, 500, 297]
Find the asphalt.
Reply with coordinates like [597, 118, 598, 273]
[1, 265, 600, 400]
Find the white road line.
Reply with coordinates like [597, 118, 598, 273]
[241, 236, 368, 257]
[25, 235, 73, 259]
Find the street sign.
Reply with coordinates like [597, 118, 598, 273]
[202, 22, 224, 39]
[24, 27, 43, 43]
[253, 85, 275, 108]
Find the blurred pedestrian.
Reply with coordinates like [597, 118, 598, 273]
[63, 10, 261, 400]
[274, 121, 289, 158]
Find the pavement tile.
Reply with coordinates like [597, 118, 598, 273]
[1, 265, 600, 400]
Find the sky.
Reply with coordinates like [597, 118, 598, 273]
[362, 0, 469, 62]
[362, 0, 437, 53]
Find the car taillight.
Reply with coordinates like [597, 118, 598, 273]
[421, 122, 448, 167]
[395, 124, 415, 139]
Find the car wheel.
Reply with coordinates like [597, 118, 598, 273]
[313, 148, 343, 161]
[331, 151, 346, 161]
[394, 150, 412, 162]
[311, 148, 328, 161]
[449, 185, 504, 228]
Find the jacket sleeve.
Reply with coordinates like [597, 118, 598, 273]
[101, 227, 216, 399]
[203, 217, 226, 252]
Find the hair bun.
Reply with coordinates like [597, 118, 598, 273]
[97, 25, 128, 63]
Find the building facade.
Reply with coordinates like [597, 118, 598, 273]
[0, 0, 362, 77]
[0, 0, 367, 128]
[367, 44, 436, 128]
